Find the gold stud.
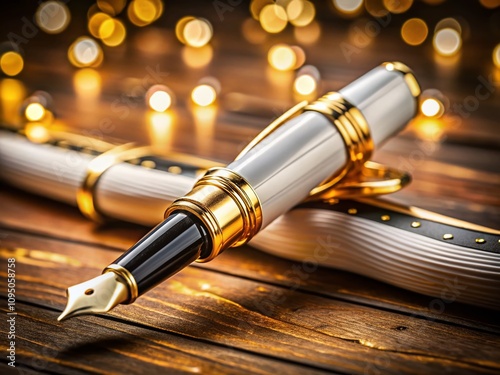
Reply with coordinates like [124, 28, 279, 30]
[141, 160, 156, 169]
[443, 234, 454, 240]
[475, 238, 486, 244]
[411, 221, 421, 228]
[168, 165, 183, 174]
[381, 215, 390, 221]
[348, 208, 357, 215]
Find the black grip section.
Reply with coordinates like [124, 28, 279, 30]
[113, 212, 211, 295]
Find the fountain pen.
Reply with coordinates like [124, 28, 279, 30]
[58, 62, 420, 321]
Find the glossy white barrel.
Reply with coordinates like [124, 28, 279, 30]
[229, 64, 418, 228]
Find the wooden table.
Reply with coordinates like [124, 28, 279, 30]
[1, 1, 499, 374]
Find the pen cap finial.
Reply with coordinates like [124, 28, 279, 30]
[338, 61, 420, 148]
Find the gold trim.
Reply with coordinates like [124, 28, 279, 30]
[165, 167, 262, 262]
[103, 264, 139, 304]
[360, 197, 500, 235]
[382, 61, 421, 98]
[77, 144, 155, 222]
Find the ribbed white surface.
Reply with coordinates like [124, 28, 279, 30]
[251, 209, 500, 310]
[1, 131, 499, 310]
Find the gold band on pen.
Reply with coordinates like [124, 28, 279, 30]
[165, 168, 263, 262]
[103, 264, 139, 304]
[77, 144, 155, 223]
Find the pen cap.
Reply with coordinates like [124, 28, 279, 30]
[339, 62, 420, 148]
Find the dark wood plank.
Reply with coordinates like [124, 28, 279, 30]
[1, 229, 499, 374]
[0, 301, 332, 375]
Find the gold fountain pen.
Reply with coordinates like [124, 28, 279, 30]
[58, 62, 420, 321]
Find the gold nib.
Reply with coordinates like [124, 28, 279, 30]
[58, 272, 129, 321]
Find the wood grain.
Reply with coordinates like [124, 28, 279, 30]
[1, 228, 499, 374]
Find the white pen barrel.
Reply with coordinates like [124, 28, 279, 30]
[228, 111, 346, 228]
[229, 63, 418, 228]
[340, 64, 418, 148]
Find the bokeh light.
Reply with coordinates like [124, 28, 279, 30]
[401, 18, 428, 46]
[191, 79, 220, 107]
[421, 98, 443, 117]
[35, 1, 71, 34]
[287, 0, 315, 27]
[25, 123, 50, 144]
[183, 18, 213, 47]
[383, 0, 413, 13]
[68, 37, 103, 67]
[128, 0, 163, 27]
[99, 18, 127, 46]
[333, 0, 363, 14]
[97, 0, 127, 16]
[433, 28, 462, 56]
[73, 68, 102, 98]
[268, 44, 297, 71]
[435, 18, 462, 35]
[259, 4, 288, 33]
[294, 65, 320, 97]
[146, 85, 174, 112]
[493, 44, 500, 68]
[365, 0, 389, 17]
[479, 0, 500, 9]
[88, 12, 111, 38]
[251, 0, 273, 20]
[0, 51, 24, 77]
[25, 103, 46, 122]
[294, 74, 316, 95]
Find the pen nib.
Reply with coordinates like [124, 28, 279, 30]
[58, 272, 129, 322]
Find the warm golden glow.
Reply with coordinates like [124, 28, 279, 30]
[99, 18, 126, 46]
[175, 16, 195, 44]
[181, 45, 213, 68]
[333, 0, 363, 14]
[401, 18, 428, 46]
[36, 1, 71, 34]
[0, 79, 26, 124]
[25, 103, 46, 121]
[73, 68, 102, 98]
[479, 0, 500, 9]
[435, 18, 462, 35]
[412, 117, 445, 142]
[383, 0, 413, 13]
[293, 20, 321, 44]
[0, 52, 24, 77]
[268, 44, 297, 71]
[287, 0, 315, 27]
[97, 0, 127, 15]
[147, 86, 173, 112]
[183, 18, 213, 47]
[147, 110, 174, 149]
[68, 37, 103, 67]
[294, 74, 316, 95]
[88, 12, 111, 38]
[127, 0, 163, 26]
[421, 98, 443, 118]
[493, 44, 500, 68]
[25, 123, 50, 143]
[433, 28, 461, 56]
[242, 18, 268, 44]
[365, 0, 389, 17]
[259, 4, 288, 33]
[191, 84, 217, 107]
[250, 0, 273, 20]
